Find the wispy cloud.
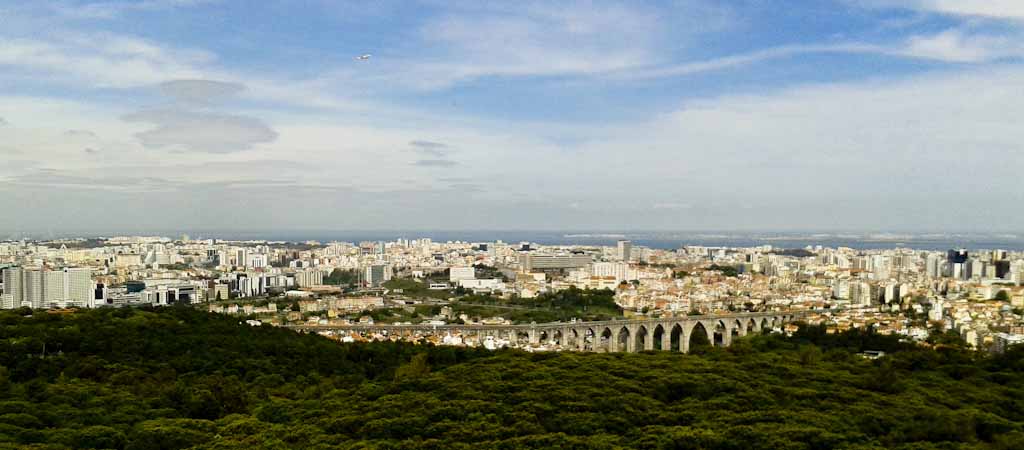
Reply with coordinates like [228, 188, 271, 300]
[898, 29, 1024, 62]
[409, 140, 449, 156]
[49, 0, 219, 20]
[615, 43, 884, 80]
[851, 0, 1024, 21]
[412, 159, 458, 168]
[0, 33, 213, 88]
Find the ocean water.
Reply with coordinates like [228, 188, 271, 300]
[14, 229, 1024, 251]
[149, 230, 1024, 251]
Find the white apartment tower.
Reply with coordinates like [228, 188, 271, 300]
[617, 240, 632, 262]
[0, 267, 93, 309]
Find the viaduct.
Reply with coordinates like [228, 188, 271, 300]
[287, 310, 810, 353]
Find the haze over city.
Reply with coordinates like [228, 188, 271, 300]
[2, 0, 1023, 231]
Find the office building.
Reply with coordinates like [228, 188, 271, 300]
[617, 240, 632, 262]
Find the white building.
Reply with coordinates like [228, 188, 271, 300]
[0, 267, 93, 309]
[592, 262, 632, 282]
[993, 333, 1024, 354]
[617, 240, 632, 262]
[365, 264, 392, 287]
[458, 278, 505, 291]
[449, 266, 476, 282]
[293, 269, 324, 287]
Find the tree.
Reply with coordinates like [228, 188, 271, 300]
[394, 353, 431, 381]
[994, 290, 1010, 302]
[324, 269, 358, 286]
[707, 264, 739, 277]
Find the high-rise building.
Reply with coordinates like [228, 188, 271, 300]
[43, 270, 65, 308]
[884, 283, 901, 304]
[929, 299, 944, 322]
[925, 254, 941, 279]
[293, 270, 324, 287]
[592, 262, 631, 282]
[24, 269, 43, 309]
[1, 266, 23, 309]
[969, 259, 985, 280]
[63, 268, 94, 307]
[0, 267, 93, 309]
[947, 249, 968, 265]
[994, 260, 1011, 279]
[617, 240, 632, 262]
[365, 264, 392, 287]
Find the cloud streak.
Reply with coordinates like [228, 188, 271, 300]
[852, 0, 1024, 21]
[412, 159, 458, 168]
[123, 109, 277, 153]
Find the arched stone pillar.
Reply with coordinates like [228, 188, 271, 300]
[618, 325, 634, 354]
[661, 323, 672, 351]
[640, 325, 654, 351]
[699, 320, 718, 348]
[600, 327, 614, 353]
[681, 321, 697, 354]
[651, 324, 666, 351]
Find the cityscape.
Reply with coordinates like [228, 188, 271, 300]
[4, 0, 1024, 448]
[3, 235, 1023, 353]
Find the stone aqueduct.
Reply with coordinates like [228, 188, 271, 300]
[288, 311, 808, 353]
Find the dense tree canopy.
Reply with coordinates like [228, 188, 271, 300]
[452, 287, 622, 323]
[0, 307, 1022, 449]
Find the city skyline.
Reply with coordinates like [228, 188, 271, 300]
[2, 1, 1024, 231]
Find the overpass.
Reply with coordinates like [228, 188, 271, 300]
[286, 310, 811, 353]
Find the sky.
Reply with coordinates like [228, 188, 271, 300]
[1, 0, 1023, 234]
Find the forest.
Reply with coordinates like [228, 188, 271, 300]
[1, 306, 1023, 449]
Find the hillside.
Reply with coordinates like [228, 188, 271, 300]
[1, 307, 1023, 449]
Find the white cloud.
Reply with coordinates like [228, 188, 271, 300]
[349, 1, 732, 90]
[0, 33, 213, 88]
[49, 0, 218, 20]
[854, 0, 1024, 21]
[898, 29, 1023, 62]
[619, 43, 884, 79]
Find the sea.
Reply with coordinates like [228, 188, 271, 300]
[35, 230, 1024, 252]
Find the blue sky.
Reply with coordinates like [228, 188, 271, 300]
[1, 0, 1023, 233]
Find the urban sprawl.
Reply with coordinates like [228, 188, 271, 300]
[2, 236, 1023, 353]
